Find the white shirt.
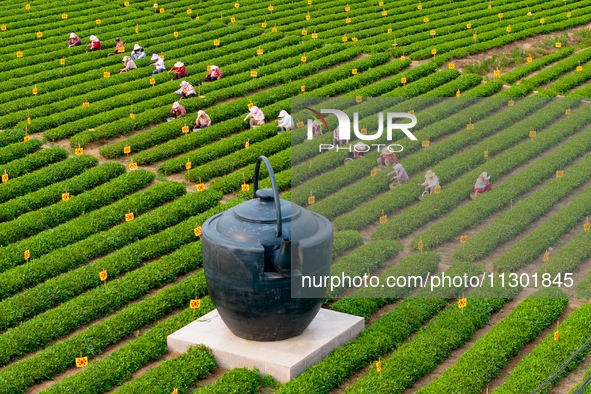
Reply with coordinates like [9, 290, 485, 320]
[153, 58, 165, 69]
[421, 176, 439, 187]
[278, 114, 294, 129]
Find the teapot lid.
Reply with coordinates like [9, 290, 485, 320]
[234, 188, 301, 224]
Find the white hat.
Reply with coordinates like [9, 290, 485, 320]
[180, 81, 188, 87]
[172, 101, 180, 109]
[249, 105, 259, 112]
[133, 44, 141, 51]
[354, 142, 366, 149]
[210, 65, 218, 70]
[381, 147, 395, 155]
[481, 172, 490, 180]
[69, 32, 77, 39]
[394, 163, 403, 170]
[278, 110, 288, 118]
[425, 170, 436, 178]
[151, 53, 160, 61]
[174, 61, 184, 68]
[122, 56, 130, 62]
[197, 110, 206, 117]
[89, 35, 98, 42]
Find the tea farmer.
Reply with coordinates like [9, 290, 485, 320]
[87, 35, 101, 51]
[68, 33, 81, 47]
[377, 147, 398, 168]
[332, 126, 349, 147]
[107, 37, 124, 57]
[193, 110, 212, 131]
[244, 106, 265, 128]
[418, 170, 439, 194]
[205, 65, 222, 81]
[170, 102, 186, 118]
[352, 142, 368, 158]
[385, 163, 409, 185]
[131, 44, 146, 60]
[310, 119, 322, 137]
[277, 110, 295, 134]
[474, 172, 492, 194]
[174, 81, 196, 99]
[168, 61, 188, 80]
[150, 54, 166, 74]
[120, 56, 137, 73]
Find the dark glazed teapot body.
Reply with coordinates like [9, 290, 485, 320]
[202, 156, 333, 341]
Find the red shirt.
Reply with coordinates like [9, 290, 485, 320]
[171, 66, 187, 74]
[171, 105, 186, 117]
[91, 41, 101, 50]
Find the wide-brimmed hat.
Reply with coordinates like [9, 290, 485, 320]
[381, 147, 395, 155]
[425, 170, 436, 177]
[133, 44, 142, 51]
[89, 35, 98, 42]
[122, 56, 130, 62]
[172, 101, 180, 109]
[174, 61, 184, 68]
[210, 65, 218, 70]
[482, 172, 490, 180]
[394, 163, 403, 170]
[197, 110, 206, 117]
[69, 32, 77, 39]
[151, 53, 160, 61]
[180, 81, 188, 87]
[278, 110, 288, 118]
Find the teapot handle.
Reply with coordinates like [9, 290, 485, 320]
[253, 156, 282, 237]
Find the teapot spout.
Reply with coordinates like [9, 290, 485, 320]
[273, 238, 292, 273]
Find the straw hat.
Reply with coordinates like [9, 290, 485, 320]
[481, 172, 490, 180]
[278, 110, 288, 118]
[174, 61, 184, 68]
[425, 170, 436, 178]
[210, 65, 218, 70]
[197, 110, 206, 117]
[151, 53, 160, 61]
[172, 101, 180, 109]
[381, 147, 395, 155]
[89, 35, 98, 42]
[122, 56, 130, 62]
[69, 32, 77, 39]
[133, 44, 141, 51]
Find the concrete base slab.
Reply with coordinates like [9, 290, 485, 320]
[167, 308, 365, 383]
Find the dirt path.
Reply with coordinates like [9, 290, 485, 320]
[21, 268, 199, 393]
[484, 302, 582, 393]
[406, 295, 525, 392]
[550, 339, 591, 393]
[449, 22, 591, 76]
[26, 305, 188, 394]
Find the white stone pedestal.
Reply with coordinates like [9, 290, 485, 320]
[167, 308, 365, 383]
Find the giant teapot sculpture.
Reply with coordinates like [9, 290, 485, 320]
[202, 156, 333, 341]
